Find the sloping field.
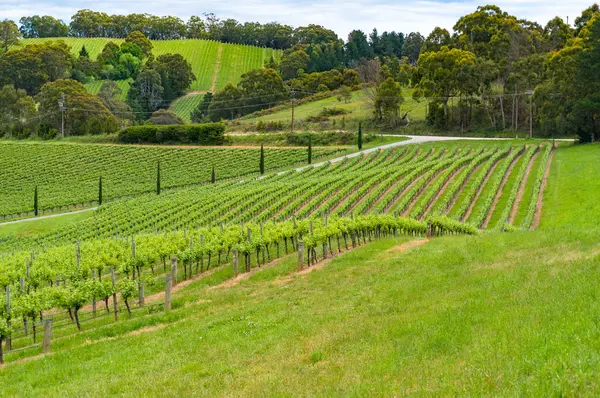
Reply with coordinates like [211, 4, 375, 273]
[0, 142, 342, 218]
[21, 38, 281, 94]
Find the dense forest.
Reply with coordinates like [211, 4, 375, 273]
[1, 5, 600, 141]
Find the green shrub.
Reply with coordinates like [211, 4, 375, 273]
[118, 123, 226, 145]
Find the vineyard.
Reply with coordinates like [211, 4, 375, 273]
[0, 142, 343, 218]
[0, 141, 554, 253]
[0, 138, 571, 382]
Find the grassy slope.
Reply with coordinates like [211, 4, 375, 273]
[0, 144, 596, 395]
[2, 229, 600, 395]
[244, 89, 427, 124]
[170, 94, 204, 123]
[21, 38, 281, 120]
[540, 143, 600, 230]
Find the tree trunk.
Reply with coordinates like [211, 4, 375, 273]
[0, 337, 4, 364]
[74, 308, 82, 332]
[125, 299, 131, 316]
[105, 298, 110, 313]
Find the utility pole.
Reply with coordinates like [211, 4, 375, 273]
[529, 92, 533, 139]
[525, 90, 534, 139]
[290, 88, 295, 134]
[58, 92, 66, 138]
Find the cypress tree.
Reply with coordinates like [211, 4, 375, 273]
[358, 122, 363, 150]
[308, 134, 312, 164]
[156, 162, 161, 195]
[211, 165, 216, 183]
[98, 176, 103, 205]
[259, 144, 265, 175]
[33, 186, 38, 217]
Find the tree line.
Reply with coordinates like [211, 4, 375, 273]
[0, 30, 196, 137]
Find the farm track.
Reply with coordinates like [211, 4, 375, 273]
[481, 150, 524, 229]
[508, 150, 540, 224]
[210, 46, 224, 93]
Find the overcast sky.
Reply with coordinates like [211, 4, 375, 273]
[0, 0, 593, 38]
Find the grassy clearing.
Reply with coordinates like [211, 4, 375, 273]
[2, 229, 600, 395]
[244, 89, 427, 124]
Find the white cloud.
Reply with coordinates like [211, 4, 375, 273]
[0, 0, 592, 38]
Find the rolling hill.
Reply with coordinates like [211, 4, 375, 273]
[20, 38, 281, 120]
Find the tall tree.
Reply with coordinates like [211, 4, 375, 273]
[259, 144, 265, 174]
[127, 69, 164, 119]
[375, 77, 405, 127]
[33, 186, 39, 216]
[358, 123, 363, 150]
[156, 162, 161, 195]
[19, 16, 68, 38]
[98, 176, 103, 205]
[0, 20, 20, 53]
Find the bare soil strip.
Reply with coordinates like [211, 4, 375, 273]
[481, 150, 524, 229]
[531, 149, 555, 230]
[508, 149, 539, 224]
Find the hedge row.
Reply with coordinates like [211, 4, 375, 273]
[118, 123, 226, 145]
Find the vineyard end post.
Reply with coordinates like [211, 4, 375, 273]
[232, 249, 239, 276]
[165, 274, 172, 311]
[171, 257, 178, 286]
[42, 319, 52, 354]
[298, 241, 304, 272]
[111, 267, 118, 322]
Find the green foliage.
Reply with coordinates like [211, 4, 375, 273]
[149, 109, 185, 125]
[36, 78, 119, 136]
[374, 77, 404, 127]
[259, 144, 265, 175]
[358, 122, 363, 150]
[118, 123, 225, 145]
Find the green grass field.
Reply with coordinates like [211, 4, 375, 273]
[240, 89, 427, 125]
[20, 38, 281, 105]
[1, 140, 598, 396]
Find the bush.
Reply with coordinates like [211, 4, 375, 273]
[285, 131, 377, 146]
[118, 123, 226, 145]
[149, 109, 185, 125]
[319, 107, 350, 117]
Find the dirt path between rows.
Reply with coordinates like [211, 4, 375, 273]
[508, 149, 539, 224]
[531, 149, 555, 230]
[210, 46, 223, 93]
[481, 150, 524, 229]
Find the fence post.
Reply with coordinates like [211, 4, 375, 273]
[165, 274, 172, 311]
[91, 269, 97, 317]
[138, 282, 144, 308]
[5, 286, 11, 350]
[42, 319, 52, 354]
[232, 249, 239, 276]
[171, 257, 178, 285]
[111, 267, 118, 322]
[298, 241, 304, 272]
